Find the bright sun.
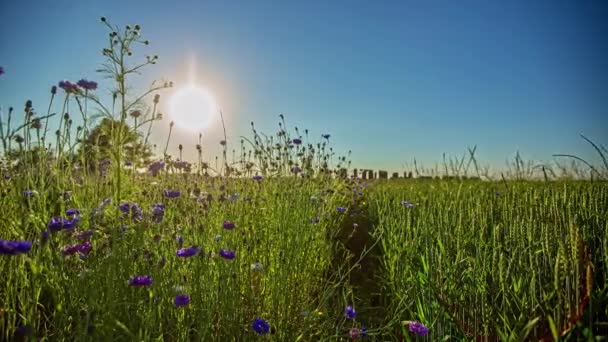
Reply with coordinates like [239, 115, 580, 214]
[168, 85, 217, 132]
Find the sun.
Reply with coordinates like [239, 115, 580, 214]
[168, 85, 218, 132]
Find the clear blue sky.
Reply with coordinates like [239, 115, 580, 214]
[1, 0, 606, 173]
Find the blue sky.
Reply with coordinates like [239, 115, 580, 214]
[1, 0, 606, 173]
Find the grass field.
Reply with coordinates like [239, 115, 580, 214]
[1, 17, 607, 341]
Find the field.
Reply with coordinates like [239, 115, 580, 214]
[1, 17, 607, 341]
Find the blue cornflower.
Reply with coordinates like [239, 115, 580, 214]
[223, 221, 235, 230]
[77, 79, 98, 91]
[47, 217, 64, 232]
[62, 242, 92, 256]
[252, 175, 263, 181]
[66, 208, 80, 217]
[337, 207, 347, 213]
[401, 201, 414, 208]
[164, 189, 181, 198]
[406, 321, 429, 336]
[176, 246, 200, 258]
[152, 203, 164, 223]
[345, 305, 356, 319]
[128, 276, 153, 287]
[219, 249, 236, 260]
[0, 240, 32, 255]
[252, 318, 269, 334]
[148, 161, 165, 176]
[174, 294, 191, 307]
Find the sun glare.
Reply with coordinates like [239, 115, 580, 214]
[168, 85, 217, 132]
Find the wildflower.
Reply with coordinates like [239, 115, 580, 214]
[337, 207, 347, 213]
[0, 240, 32, 255]
[177, 246, 200, 257]
[128, 275, 153, 287]
[62, 217, 78, 230]
[164, 189, 181, 198]
[345, 305, 356, 319]
[252, 175, 263, 181]
[62, 241, 92, 256]
[404, 321, 429, 336]
[148, 160, 165, 176]
[118, 202, 131, 214]
[77, 79, 98, 91]
[22, 190, 38, 197]
[152, 203, 164, 223]
[310, 217, 320, 224]
[401, 201, 414, 208]
[66, 208, 80, 218]
[99, 197, 111, 209]
[250, 262, 263, 271]
[47, 217, 64, 232]
[349, 327, 367, 339]
[174, 294, 191, 307]
[222, 221, 235, 230]
[58, 80, 80, 93]
[219, 249, 235, 260]
[292, 138, 302, 145]
[129, 110, 142, 118]
[75, 230, 95, 241]
[252, 318, 269, 334]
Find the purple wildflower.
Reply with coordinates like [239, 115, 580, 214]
[337, 207, 347, 213]
[310, 217, 320, 224]
[47, 217, 64, 232]
[252, 175, 263, 181]
[406, 321, 429, 336]
[219, 249, 236, 260]
[252, 318, 269, 334]
[129, 275, 153, 287]
[345, 305, 356, 319]
[349, 327, 367, 339]
[66, 208, 80, 218]
[75, 230, 95, 241]
[401, 201, 414, 208]
[163, 189, 181, 198]
[152, 203, 164, 223]
[22, 190, 38, 197]
[176, 246, 200, 257]
[174, 294, 191, 307]
[62, 241, 92, 256]
[77, 79, 98, 91]
[58, 80, 80, 93]
[0, 240, 32, 255]
[99, 197, 111, 209]
[148, 160, 165, 176]
[222, 220, 235, 230]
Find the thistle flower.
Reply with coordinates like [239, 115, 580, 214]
[128, 275, 153, 287]
[176, 246, 200, 257]
[222, 221, 235, 230]
[163, 189, 181, 198]
[77, 79, 98, 91]
[345, 305, 356, 319]
[405, 321, 429, 336]
[252, 318, 269, 334]
[219, 249, 235, 260]
[0, 240, 32, 255]
[174, 294, 190, 307]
